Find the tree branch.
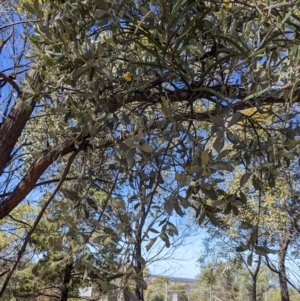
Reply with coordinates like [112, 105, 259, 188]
[0, 69, 41, 175]
[0, 72, 22, 95]
[0, 20, 40, 31]
[0, 137, 90, 219]
[0, 151, 78, 297]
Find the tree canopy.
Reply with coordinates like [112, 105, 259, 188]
[2, 0, 300, 300]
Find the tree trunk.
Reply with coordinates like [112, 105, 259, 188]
[251, 282, 257, 301]
[0, 69, 40, 175]
[135, 274, 144, 301]
[134, 196, 146, 301]
[60, 262, 73, 301]
[278, 226, 293, 301]
[134, 215, 144, 301]
[251, 256, 261, 301]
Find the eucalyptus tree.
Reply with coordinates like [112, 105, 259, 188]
[196, 258, 276, 301]
[2, 0, 300, 300]
[195, 157, 300, 301]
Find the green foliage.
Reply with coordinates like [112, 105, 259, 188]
[267, 289, 300, 301]
[145, 286, 165, 301]
[168, 284, 188, 301]
[3, 0, 300, 299]
[11, 0, 300, 251]
[196, 261, 276, 301]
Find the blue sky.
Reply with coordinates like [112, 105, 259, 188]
[148, 231, 206, 279]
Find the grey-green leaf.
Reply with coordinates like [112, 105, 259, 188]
[228, 112, 242, 127]
[72, 66, 90, 80]
[140, 144, 153, 153]
[124, 289, 138, 301]
[164, 199, 174, 215]
[240, 173, 252, 187]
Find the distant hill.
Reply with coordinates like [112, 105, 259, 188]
[147, 275, 197, 284]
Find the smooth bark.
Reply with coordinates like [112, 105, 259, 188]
[278, 226, 294, 301]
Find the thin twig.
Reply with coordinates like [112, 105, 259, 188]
[0, 20, 40, 31]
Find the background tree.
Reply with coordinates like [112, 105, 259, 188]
[196, 259, 276, 301]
